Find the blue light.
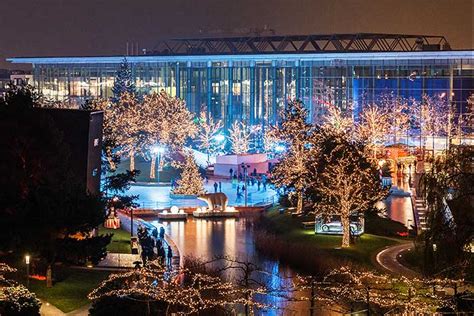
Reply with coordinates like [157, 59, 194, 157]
[213, 134, 225, 143]
[151, 145, 165, 154]
[274, 145, 286, 153]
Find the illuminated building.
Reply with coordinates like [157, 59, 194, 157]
[7, 34, 473, 131]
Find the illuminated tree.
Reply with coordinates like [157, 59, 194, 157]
[229, 121, 253, 154]
[308, 128, 388, 247]
[321, 104, 354, 135]
[0, 263, 41, 315]
[113, 92, 146, 171]
[112, 57, 136, 102]
[357, 104, 389, 158]
[382, 93, 410, 144]
[172, 151, 205, 196]
[196, 111, 223, 165]
[143, 91, 197, 178]
[270, 100, 313, 214]
[88, 260, 240, 315]
[412, 94, 450, 154]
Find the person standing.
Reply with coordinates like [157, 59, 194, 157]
[218, 181, 222, 192]
[167, 245, 173, 266]
[229, 168, 233, 179]
[213, 182, 218, 193]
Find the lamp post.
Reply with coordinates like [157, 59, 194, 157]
[152, 145, 165, 183]
[25, 255, 30, 288]
[241, 163, 250, 207]
[130, 208, 134, 238]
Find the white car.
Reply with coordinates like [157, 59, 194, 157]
[320, 221, 359, 233]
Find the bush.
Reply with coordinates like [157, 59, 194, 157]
[0, 285, 41, 316]
[365, 210, 407, 237]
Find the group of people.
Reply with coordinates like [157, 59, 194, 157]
[137, 225, 173, 267]
[228, 168, 268, 199]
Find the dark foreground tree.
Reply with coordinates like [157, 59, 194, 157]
[420, 145, 474, 277]
[0, 85, 108, 286]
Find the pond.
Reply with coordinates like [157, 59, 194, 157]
[148, 216, 340, 315]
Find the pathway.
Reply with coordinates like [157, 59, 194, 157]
[127, 178, 277, 209]
[375, 241, 420, 278]
[39, 300, 90, 316]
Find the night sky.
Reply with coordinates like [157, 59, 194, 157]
[1, 0, 473, 70]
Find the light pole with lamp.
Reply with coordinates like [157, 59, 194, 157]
[151, 145, 165, 183]
[241, 163, 250, 207]
[25, 255, 30, 288]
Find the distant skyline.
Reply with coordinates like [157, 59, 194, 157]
[1, 0, 473, 70]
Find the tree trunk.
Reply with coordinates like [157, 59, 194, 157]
[107, 156, 116, 171]
[341, 214, 350, 248]
[296, 190, 303, 214]
[46, 264, 53, 288]
[130, 150, 135, 171]
[150, 155, 156, 179]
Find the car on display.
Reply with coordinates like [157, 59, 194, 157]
[320, 221, 360, 234]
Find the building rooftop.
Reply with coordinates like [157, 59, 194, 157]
[149, 33, 452, 55]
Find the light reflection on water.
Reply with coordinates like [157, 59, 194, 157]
[149, 216, 338, 315]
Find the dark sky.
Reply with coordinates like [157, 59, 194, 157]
[1, 0, 473, 70]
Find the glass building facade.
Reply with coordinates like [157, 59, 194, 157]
[8, 50, 474, 130]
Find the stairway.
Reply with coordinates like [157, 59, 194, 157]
[415, 198, 429, 232]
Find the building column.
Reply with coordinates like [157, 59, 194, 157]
[227, 61, 233, 130]
[186, 61, 192, 113]
[206, 61, 212, 121]
[272, 61, 277, 124]
[175, 63, 180, 98]
[249, 61, 256, 126]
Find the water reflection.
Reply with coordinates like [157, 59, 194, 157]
[149, 216, 336, 315]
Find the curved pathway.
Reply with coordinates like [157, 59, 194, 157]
[375, 241, 420, 278]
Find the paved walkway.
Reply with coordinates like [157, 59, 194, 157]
[375, 241, 420, 278]
[39, 300, 90, 316]
[127, 178, 277, 209]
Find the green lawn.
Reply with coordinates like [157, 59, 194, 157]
[29, 267, 110, 313]
[260, 207, 403, 268]
[98, 226, 131, 254]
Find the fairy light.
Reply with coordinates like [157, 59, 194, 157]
[171, 151, 205, 196]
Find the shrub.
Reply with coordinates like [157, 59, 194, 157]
[0, 285, 41, 316]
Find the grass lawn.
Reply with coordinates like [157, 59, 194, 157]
[98, 226, 131, 254]
[260, 207, 403, 268]
[29, 267, 110, 313]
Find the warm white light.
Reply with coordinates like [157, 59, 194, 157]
[25, 255, 30, 265]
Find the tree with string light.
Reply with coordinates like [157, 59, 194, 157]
[142, 91, 197, 179]
[196, 111, 223, 165]
[270, 100, 313, 214]
[307, 127, 388, 248]
[356, 104, 389, 158]
[381, 92, 410, 145]
[321, 103, 354, 135]
[228, 121, 253, 154]
[171, 151, 205, 196]
[88, 260, 241, 315]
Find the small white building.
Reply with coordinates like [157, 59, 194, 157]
[214, 153, 269, 178]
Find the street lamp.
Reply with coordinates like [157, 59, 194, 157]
[241, 163, 250, 207]
[25, 255, 30, 288]
[151, 145, 166, 183]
